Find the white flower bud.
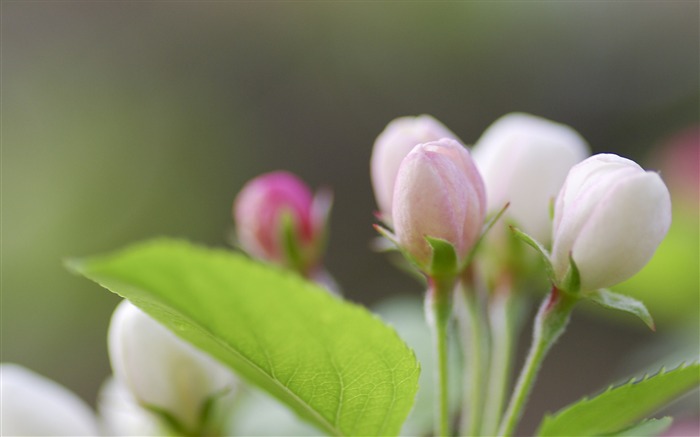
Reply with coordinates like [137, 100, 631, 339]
[392, 139, 486, 269]
[98, 377, 163, 436]
[473, 113, 589, 244]
[108, 300, 236, 432]
[0, 363, 98, 436]
[371, 115, 458, 221]
[551, 154, 672, 291]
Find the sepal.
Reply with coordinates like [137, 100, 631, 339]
[425, 236, 458, 279]
[465, 202, 510, 265]
[586, 288, 655, 331]
[509, 225, 555, 281]
[280, 211, 306, 273]
[559, 254, 581, 294]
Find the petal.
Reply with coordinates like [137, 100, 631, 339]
[1, 364, 98, 436]
[572, 171, 671, 290]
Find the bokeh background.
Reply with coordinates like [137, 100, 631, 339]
[3, 1, 698, 435]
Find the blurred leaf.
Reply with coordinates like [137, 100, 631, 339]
[537, 363, 700, 436]
[68, 239, 420, 436]
[615, 210, 699, 324]
[606, 417, 673, 437]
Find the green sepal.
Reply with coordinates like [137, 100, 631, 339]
[374, 224, 424, 279]
[548, 196, 555, 222]
[509, 226, 555, 281]
[559, 253, 581, 294]
[425, 236, 458, 279]
[280, 211, 306, 274]
[465, 201, 510, 266]
[587, 288, 655, 331]
[606, 417, 673, 437]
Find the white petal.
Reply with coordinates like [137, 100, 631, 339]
[371, 115, 456, 217]
[1, 364, 98, 436]
[473, 113, 588, 243]
[572, 172, 671, 290]
[98, 377, 163, 436]
[109, 300, 236, 430]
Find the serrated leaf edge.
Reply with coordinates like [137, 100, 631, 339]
[538, 362, 699, 433]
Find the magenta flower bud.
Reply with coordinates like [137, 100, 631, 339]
[371, 115, 458, 222]
[392, 139, 487, 270]
[551, 154, 672, 291]
[233, 171, 329, 274]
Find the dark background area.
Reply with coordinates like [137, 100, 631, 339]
[3, 2, 698, 434]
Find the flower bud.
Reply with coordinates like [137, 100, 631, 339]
[392, 139, 486, 270]
[473, 113, 589, 244]
[0, 363, 99, 436]
[233, 171, 330, 275]
[551, 154, 672, 291]
[97, 377, 162, 436]
[371, 115, 458, 221]
[108, 300, 236, 432]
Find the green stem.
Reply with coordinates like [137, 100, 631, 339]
[459, 282, 488, 437]
[497, 287, 576, 437]
[426, 276, 455, 437]
[482, 281, 519, 436]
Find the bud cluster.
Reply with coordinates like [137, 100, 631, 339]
[370, 113, 671, 293]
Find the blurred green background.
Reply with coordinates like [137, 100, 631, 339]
[3, 2, 698, 434]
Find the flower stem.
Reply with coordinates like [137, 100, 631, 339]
[497, 287, 576, 437]
[481, 280, 520, 436]
[426, 276, 455, 437]
[459, 282, 488, 437]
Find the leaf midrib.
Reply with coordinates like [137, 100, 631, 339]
[94, 275, 343, 437]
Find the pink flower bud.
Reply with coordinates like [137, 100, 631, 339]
[233, 171, 329, 274]
[392, 139, 487, 269]
[473, 113, 589, 245]
[371, 115, 457, 221]
[551, 154, 672, 291]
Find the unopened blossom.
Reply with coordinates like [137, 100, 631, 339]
[0, 363, 99, 436]
[551, 154, 672, 291]
[108, 300, 236, 432]
[234, 171, 330, 275]
[392, 139, 486, 270]
[473, 113, 589, 244]
[371, 115, 457, 221]
[97, 377, 162, 436]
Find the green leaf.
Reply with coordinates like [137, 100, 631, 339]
[425, 236, 458, 278]
[605, 417, 673, 437]
[587, 289, 655, 331]
[537, 363, 700, 436]
[67, 239, 420, 437]
[509, 226, 555, 280]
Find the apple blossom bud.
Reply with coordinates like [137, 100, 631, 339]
[108, 300, 236, 432]
[0, 363, 99, 436]
[371, 115, 458, 221]
[233, 171, 329, 275]
[551, 154, 672, 291]
[392, 139, 486, 270]
[473, 113, 589, 244]
[97, 377, 162, 436]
